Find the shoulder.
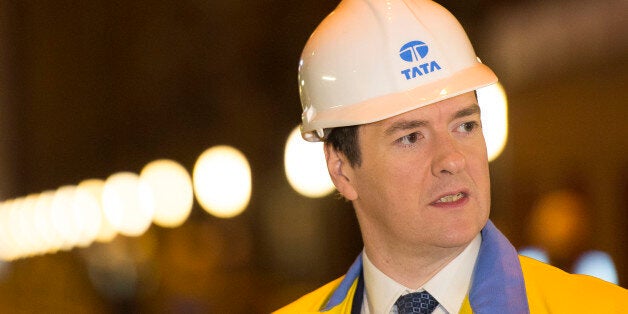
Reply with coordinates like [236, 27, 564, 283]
[519, 255, 628, 313]
[273, 276, 345, 314]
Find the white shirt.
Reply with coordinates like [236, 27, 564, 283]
[361, 234, 481, 314]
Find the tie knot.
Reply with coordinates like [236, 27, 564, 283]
[395, 291, 439, 314]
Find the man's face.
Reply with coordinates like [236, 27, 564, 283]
[338, 92, 490, 254]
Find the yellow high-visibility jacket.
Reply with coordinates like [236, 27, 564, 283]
[275, 221, 628, 313]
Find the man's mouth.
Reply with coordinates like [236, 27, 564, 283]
[435, 192, 466, 203]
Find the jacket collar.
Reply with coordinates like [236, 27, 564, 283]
[469, 220, 529, 313]
[323, 254, 363, 311]
[322, 220, 529, 313]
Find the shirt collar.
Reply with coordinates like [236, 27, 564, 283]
[362, 234, 481, 314]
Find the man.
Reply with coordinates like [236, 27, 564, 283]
[276, 0, 628, 313]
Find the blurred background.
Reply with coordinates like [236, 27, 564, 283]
[0, 0, 626, 312]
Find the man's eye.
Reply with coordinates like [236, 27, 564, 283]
[458, 121, 479, 133]
[398, 132, 421, 146]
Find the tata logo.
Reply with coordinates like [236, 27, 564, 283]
[399, 40, 442, 80]
[399, 41, 429, 61]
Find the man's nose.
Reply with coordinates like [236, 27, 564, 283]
[431, 134, 466, 177]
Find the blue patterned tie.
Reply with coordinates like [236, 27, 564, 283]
[395, 291, 439, 314]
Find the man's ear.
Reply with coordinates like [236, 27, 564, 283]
[324, 143, 358, 200]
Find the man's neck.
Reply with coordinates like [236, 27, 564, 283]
[363, 239, 471, 289]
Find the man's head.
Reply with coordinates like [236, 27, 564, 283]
[298, 0, 497, 258]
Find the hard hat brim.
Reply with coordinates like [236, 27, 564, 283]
[301, 63, 498, 141]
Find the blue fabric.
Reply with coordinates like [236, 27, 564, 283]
[321, 220, 530, 313]
[469, 220, 529, 313]
[322, 254, 363, 311]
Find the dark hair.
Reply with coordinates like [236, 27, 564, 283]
[325, 125, 361, 167]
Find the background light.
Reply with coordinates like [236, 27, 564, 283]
[518, 246, 550, 264]
[140, 159, 193, 228]
[33, 191, 60, 254]
[50, 186, 81, 250]
[573, 250, 619, 285]
[7, 198, 28, 258]
[14, 195, 40, 257]
[193, 145, 251, 218]
[477, 82, 509, 162]
[72, 186, 103, 247]
[102, 172, 155, 237]
[284, 126, 335, 198]
[527, 189, 589, 261]
[78, 179, 118, 243]
[0, 201, 18, 260]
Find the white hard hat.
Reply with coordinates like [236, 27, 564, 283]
[299, 0, 498, 141]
